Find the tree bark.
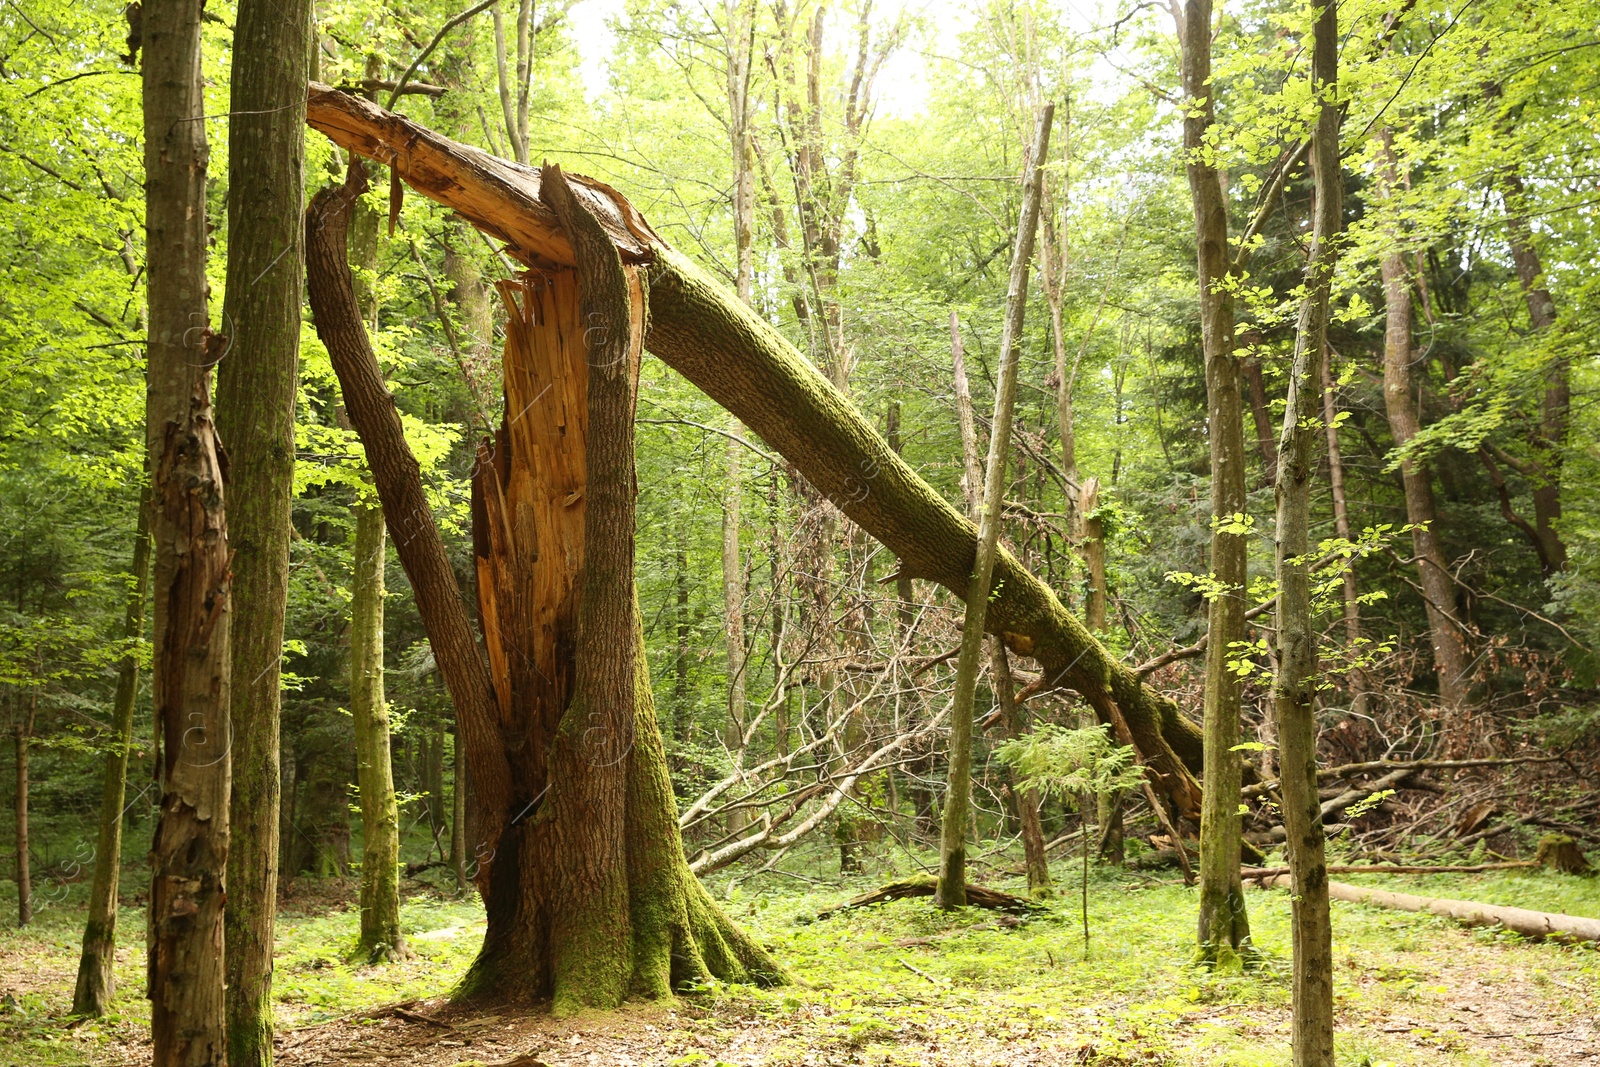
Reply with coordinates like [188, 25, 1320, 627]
[1320, 356, 1367, 720]
[73, 493, 151, 1012]
[144, 1, 232, 1060]
[424, 714, 447, 850]
[351, 500, 406, 962]
[723, 2, 755, 777]
[1180, 0, 1251, 967]
[1079, 477, 1108, 633]
[1259, 876, 1600, 944]
[722, 437, 748, 767]
[302, 85, 1207, 822]
[216, 0, 309, 1056]
[674, 536, 693, 754]
[451, 728, 469, 891]
[1376, 133, 1473, 714]
[1243, 355, 1278, 483]
[1272, 6, 1340, 1060]
[937, 105, 1051, 908]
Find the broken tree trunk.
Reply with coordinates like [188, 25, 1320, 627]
[1257, 875, 1600, 943]
[302, 84, 1206, 825]
[308, 159, 780, 1009]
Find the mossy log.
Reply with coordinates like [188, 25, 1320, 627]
[816, 874, 1045, 919]
[302, 84, 1206, 822]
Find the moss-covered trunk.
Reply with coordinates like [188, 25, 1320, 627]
[1180, 0, 1251, 968]
[351, 499, 405, 962]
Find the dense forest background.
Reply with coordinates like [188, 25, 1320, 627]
[2, 0, 1596, 919]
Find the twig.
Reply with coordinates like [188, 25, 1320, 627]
[387, 0, 499, 108]
[897, 958, 949, 986]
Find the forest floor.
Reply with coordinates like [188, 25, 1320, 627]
[2, 860, 1597, 1066]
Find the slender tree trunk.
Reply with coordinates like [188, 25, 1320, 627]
[674, 537, 693, 753]
[1080, 474, 1124, 865]
[937, 106, 1052, 908]
[1500, 171, 1567, 574]
[351, 500, 406, 962]
[73, 495, 152, 1012]
[722, 441, 747, 760]
[1376, 135, 1472, 714]
[1181, 0, 1251, 968]
[1243, 356, 1278, 483]
[1273, 7, 1340, 1060]
[993, 639, 1051, 895]
[951, 311, 1051, 898]
[1080, 477, 1108, 633]
[216, 0, 308, 1056]
[144, 1, 233, 1059]
[13, 690, 33, 927]
[723, 1, 755, 780]
[1321, 357, 1367, 720]
[307, 163, 513, 885]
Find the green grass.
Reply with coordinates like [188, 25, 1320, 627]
[1, 854, 1597, 1066]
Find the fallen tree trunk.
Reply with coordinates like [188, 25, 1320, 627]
[302, 84, 1206, 822]
[1257, 875, 1600, 943]
[1244, 862, 1538, 878]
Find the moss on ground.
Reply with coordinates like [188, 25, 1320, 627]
[1, 854, 1596, 1065]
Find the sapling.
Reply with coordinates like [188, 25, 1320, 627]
[998, 725, 1146, 956]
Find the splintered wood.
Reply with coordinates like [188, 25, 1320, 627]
[472, 271, 589, 782]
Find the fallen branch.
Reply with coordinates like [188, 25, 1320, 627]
[897, 957, 949, 986]
[1242, 755, 1564, 799]
[816, 874, 1044, 918]
[1256, 875, 1600, 943]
